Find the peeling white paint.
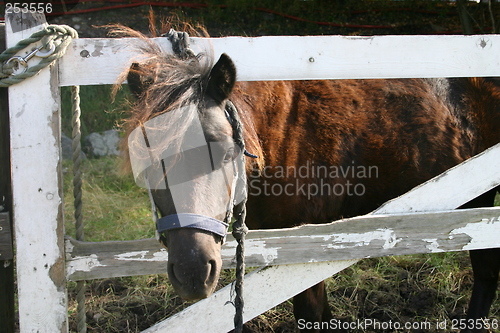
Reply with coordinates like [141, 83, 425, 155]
[422, 238, 445, 253]
[7, 14, 72, 332]
[450, 217, 500, 250]
[66, 254, 105, 277]
[115, 249, 169, 262]
[325, 228, 401, 250]
[222, 239, 280, 265]
[246, 239, 280, 265]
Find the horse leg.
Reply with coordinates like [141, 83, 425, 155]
[294, 281, 335, 333]
[462, 248, 500, 333]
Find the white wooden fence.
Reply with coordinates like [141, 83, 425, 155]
[6, 12, 500, 333]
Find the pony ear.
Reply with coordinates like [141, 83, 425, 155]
[127, 63, 153, 100]
[207, 53, 236, 104]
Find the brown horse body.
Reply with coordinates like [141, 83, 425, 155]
[233, 78, 500, 332]
[236, 78, 498, 229]
[121, 28, 500, 332]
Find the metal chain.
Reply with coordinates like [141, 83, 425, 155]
[0, 25, 77, 87]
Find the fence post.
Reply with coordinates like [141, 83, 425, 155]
[0, 20, 15, 333]
[6, 12, 68, 332]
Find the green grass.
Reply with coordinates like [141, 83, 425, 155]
[327, 253, 474, 320]
[61, 85, 132, 140]
[61, 83, 149, 242]
[63, 156, 154, 242]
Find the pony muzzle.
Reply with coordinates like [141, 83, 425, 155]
[158, 213, 227, 300]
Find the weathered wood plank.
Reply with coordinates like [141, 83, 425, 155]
[66, 206, 500, 281]
[7, 13, 68, 333]
[142, 260, 357, 333]
[59, 34, 500, 86]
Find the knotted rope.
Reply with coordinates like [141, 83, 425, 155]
[0, 24, 77, 87]
[225, 101, 250, 333]
[71, 85, 87, 333]
[164, 29, 196, 60]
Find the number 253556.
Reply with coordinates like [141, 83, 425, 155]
[5, 3, 53, 14]
[451, 319, 499, 330]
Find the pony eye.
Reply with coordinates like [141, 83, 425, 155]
[223, 147, 235, 163]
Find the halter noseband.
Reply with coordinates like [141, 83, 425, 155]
[156, 213, 229, 239]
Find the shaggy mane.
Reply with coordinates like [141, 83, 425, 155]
[111, 25, 214, 173]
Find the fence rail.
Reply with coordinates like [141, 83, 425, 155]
[60, 34, 500, 86]
[66, 206, 500, 281]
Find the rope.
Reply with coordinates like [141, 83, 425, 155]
[0, 25, 78, 87]
[232, 206, 248, 333]
[225, 101, 249, 333]
[164, 29, 196, 60]
[72, 86, 84, 241]
[71, 85, 87, 333]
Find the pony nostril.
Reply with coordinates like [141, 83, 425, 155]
[208, 260, 217, 279]
[207, 259, 218, 283]
[164, 230, 223, 300]
[167, 262, 181, 286]
[167, 263, 186, 286]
